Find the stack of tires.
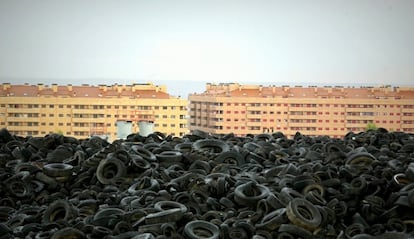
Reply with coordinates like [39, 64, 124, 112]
[0, 128, 413, 239]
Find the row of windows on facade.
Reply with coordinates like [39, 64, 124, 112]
[192, 109, 411, 116]
[6, 111, 413, 119]
[190, 123, 414, 133]
[191, 102, 414, 108]
[3, 103, 414, 111]
[193, 115, 411, 124]
[8, 130, 186, 137]
[4, 113, 187, 119]
[4, 104, 186, 111]
[3, 121, 187, 128]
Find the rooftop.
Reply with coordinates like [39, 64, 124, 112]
[191, 83, 414, 99]
[0, 83, 175, 99]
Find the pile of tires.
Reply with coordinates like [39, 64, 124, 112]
[0, 127, 413, 239]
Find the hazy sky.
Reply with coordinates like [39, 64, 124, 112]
[0, 0, 413, 96]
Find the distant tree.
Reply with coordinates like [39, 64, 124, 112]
[55, 129, 64, 135]
[366, 123, 377, 131]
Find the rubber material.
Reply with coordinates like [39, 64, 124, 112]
[286, 198, 322, 231]
[184, 220, 220, 239]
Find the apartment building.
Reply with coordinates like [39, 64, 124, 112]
[189, 83, 414, 138]
[0, 83, 188, 141]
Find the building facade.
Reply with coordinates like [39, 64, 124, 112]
[0, 83, 188, 141]
[189, 83, 414, 138]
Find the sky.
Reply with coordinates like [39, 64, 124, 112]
[0, 0, 413, 97]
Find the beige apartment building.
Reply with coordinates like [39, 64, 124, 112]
[0, 83, 188, 141]
[189, 83, 414, 138]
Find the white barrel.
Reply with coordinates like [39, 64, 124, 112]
[138, 121, 154, 137]
[116, 121, 132, 139]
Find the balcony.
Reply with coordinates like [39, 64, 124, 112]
[209, 105, 222, 111]
[72, 108, 105, 114]
[72, 117, 105, 123]
[288, 122, 318, 127]
[246, 114, 261, 119]
[345, 115, 375, 120]
[246, 121, 261, 127]
[345, 123, 366, 128]
[401, 108, 414, 113]
[289, 114, 316, 120]
[290, 107, 317, 112]
[6, 108, 40, 113]
[6, 117, 34, 122]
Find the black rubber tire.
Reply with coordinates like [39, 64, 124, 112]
[50, 227, 85, 239]
[286, 198, 322, 231]
[42, 199, 77, 223]
[43, 163, 74, 178]
[234, 181, 270, 207]
[256, 208, 288, 231]
[192, 139, 230, 155]
[184, 220, 220, 239]
[96, 157, 127, 185]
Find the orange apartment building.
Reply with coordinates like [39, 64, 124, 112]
[189, 83, 414, 138]
[0, 83, 188, 141]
